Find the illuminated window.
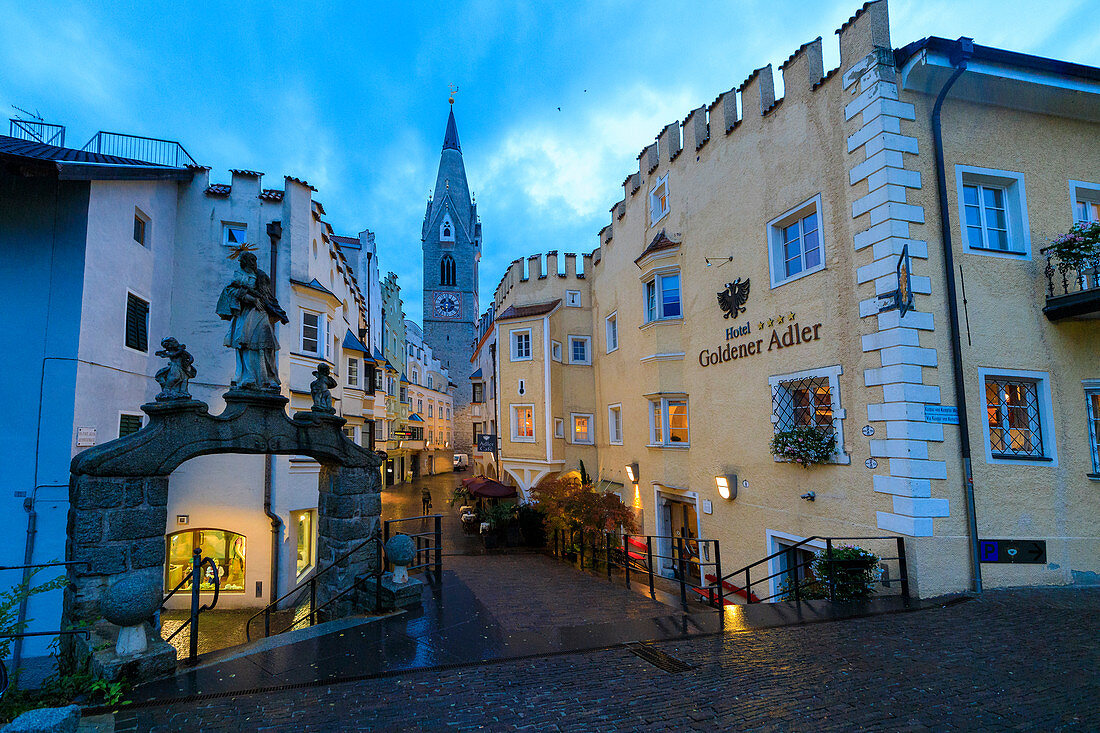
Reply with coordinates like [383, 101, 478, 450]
[511, 404, 535, 442]
[984, 376, 1044, 459]
[649, 396, 688, 447]
[292, 510, 314, 576]
[166, 529, 246, 593]
[1086, 382, 1100, 476]
[769, 365, 847, 463]
[572, 413, 593, 444]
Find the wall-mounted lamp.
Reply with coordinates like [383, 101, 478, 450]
[800, 491, 816, 502]
[705, 256, 733, 268]
[715, 473, 737, 501]
[625, 462, 639, 484]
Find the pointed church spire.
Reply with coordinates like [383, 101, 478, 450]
[442, 104, 460, 152]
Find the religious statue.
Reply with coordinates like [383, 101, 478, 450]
[310, 363, 337, 413]
[216, 251, 289, 391]
[154, 336, 197, 401]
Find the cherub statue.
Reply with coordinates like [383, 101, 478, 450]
[310, 363, 337, 413]
[154, 337, 197, 401]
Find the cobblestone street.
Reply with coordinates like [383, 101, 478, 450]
[118, 586, 1100, 731]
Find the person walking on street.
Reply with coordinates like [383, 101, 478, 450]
[421, 487, 432, 515]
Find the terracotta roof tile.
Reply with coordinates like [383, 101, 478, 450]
[496, 299, 562, 321]
[205, 183, 231, 196]
[259, 188, 283, 201]
[634, 229, 680, 264]
[230, 168, 263, 177]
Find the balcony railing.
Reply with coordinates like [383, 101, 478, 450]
[81, 131, 197, 167]
[1042, 247, 1100, 321]
[9, 118, 65, 147]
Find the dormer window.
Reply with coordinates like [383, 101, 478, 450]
[440, 215, 455, 242]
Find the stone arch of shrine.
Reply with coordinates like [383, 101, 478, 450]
[65, 389, 382, 656]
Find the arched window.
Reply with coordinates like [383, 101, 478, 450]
[440, 215, 455, 242]
[440, 255, 456, 286]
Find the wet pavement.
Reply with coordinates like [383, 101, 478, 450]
[114, 587, 1100, 731]
[381, 470, 483, 555]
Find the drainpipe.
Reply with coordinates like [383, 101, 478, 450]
[264, 221, 283, 604]
[929, 37, 982, 592]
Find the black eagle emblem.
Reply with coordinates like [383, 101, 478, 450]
[717, 278, 750, 319]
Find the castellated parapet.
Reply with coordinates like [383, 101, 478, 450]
[491, 251, 590, 314]
[594, 3, 892, 252]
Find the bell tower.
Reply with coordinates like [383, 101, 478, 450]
[422, 96, 481, 456]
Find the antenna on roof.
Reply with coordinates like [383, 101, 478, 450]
[12, 105, 44, 121]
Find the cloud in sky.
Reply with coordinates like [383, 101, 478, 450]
[1, 0, 1097, 326]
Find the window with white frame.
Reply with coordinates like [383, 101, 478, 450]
[300, 311, 321, 355]
[768, 195, 824, 287]
[223, 223, 247, 248]
[769, 365, 847, 462]
[568, 335, 591, 365]
[347, 357, 359, 387]
[565, 290, 581, 307]
[605, 313, 618, 352]
[956, 166, 1030, 257]
[511, 404, 535, 442]
[428, 403, 433, 418]
[428, 375, 434, 390]
[608, 404, 623, 445]
[981, 371, 1054, 462]
[648, 396, 689, 447]
[643, 272, 681, 323]
[551, 340, 562, 362]
[510, 329, 532, 361]
[1071, 181, 1100, 223]
[375, 369, 384, 391]
[650, 174, 670, 226]
[417, 399, 423, 413]
[554, 418, 564, 439]
[572, 413, 594, 444]
[412, 368, 419, 385]
[1085, 381, 1100, 477]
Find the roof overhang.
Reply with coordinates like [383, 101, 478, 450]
[898, 38, 1100, 122]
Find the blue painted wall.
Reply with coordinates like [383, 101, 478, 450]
[0, 168, 90, 660]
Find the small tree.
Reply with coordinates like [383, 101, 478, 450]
[531, 473, 637, 551]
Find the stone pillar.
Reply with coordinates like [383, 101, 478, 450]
[65, 475, 169, 624]
[315, 464, 382, 619]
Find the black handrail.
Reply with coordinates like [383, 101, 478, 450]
[0, 560, 90, 696]
[159, 548, 220, 663]
[550, 529, 721, 612]
[710, 535, 909, 606]
[246, 533, 386, 642]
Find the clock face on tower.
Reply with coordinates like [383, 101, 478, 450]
[434, 292, 461, 318]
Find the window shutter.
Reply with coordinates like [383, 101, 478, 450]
[119, 414, 143, 437]
[125, 294, 149, 352]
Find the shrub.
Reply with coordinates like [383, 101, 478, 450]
[531, 474, 637, 549]
[781, 545, 880, 602]
[769, 427, 836, 468]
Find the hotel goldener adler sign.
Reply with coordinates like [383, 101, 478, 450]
[700, 275, 823, 367]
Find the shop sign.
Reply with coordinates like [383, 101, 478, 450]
[476, 433, 497, 452]
[716, 278, 750, 320]
[392, 430, 413, 438]
[876, 245, 915, 316]
[924, 405, 959, 424]
[978, 539, 1046, 564]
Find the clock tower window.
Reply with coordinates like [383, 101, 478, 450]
[440, 255, 456, 287]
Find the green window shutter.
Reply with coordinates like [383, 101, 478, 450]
[126, 294, 149, 351]
[119, 414, 143, 437]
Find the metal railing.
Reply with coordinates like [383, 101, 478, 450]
[8, 119, 65, 147]
[0, 560, 89, 696]
[550, 529, 721, 612]
[383, 515, 443, 578]
[708, 535, 909, 606]
[1042, 246, 1100, 300]
[246, 534, 385, 642]
[158, 549, 220, 664]
[80, 131, 197, 167]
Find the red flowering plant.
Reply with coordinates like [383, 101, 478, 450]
[769, 427, 836, 468]
[1048, 221, 1100, 274]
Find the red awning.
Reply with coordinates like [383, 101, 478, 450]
[466, 477, 517, 498]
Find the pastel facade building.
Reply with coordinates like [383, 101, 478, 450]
[485, 0, 1100, 598]
[404, 320, 456, 476]
[1, 128, 388, 671]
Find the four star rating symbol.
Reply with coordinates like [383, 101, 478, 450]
[758, 312, 797, 331]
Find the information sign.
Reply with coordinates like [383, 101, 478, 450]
[978, 539, 1046, 564]
[924, 405, 959, 424]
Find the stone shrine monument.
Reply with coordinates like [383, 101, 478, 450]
[64, 251, 382, 679]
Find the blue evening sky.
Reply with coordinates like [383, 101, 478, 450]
[2, 1, 1096, 323]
